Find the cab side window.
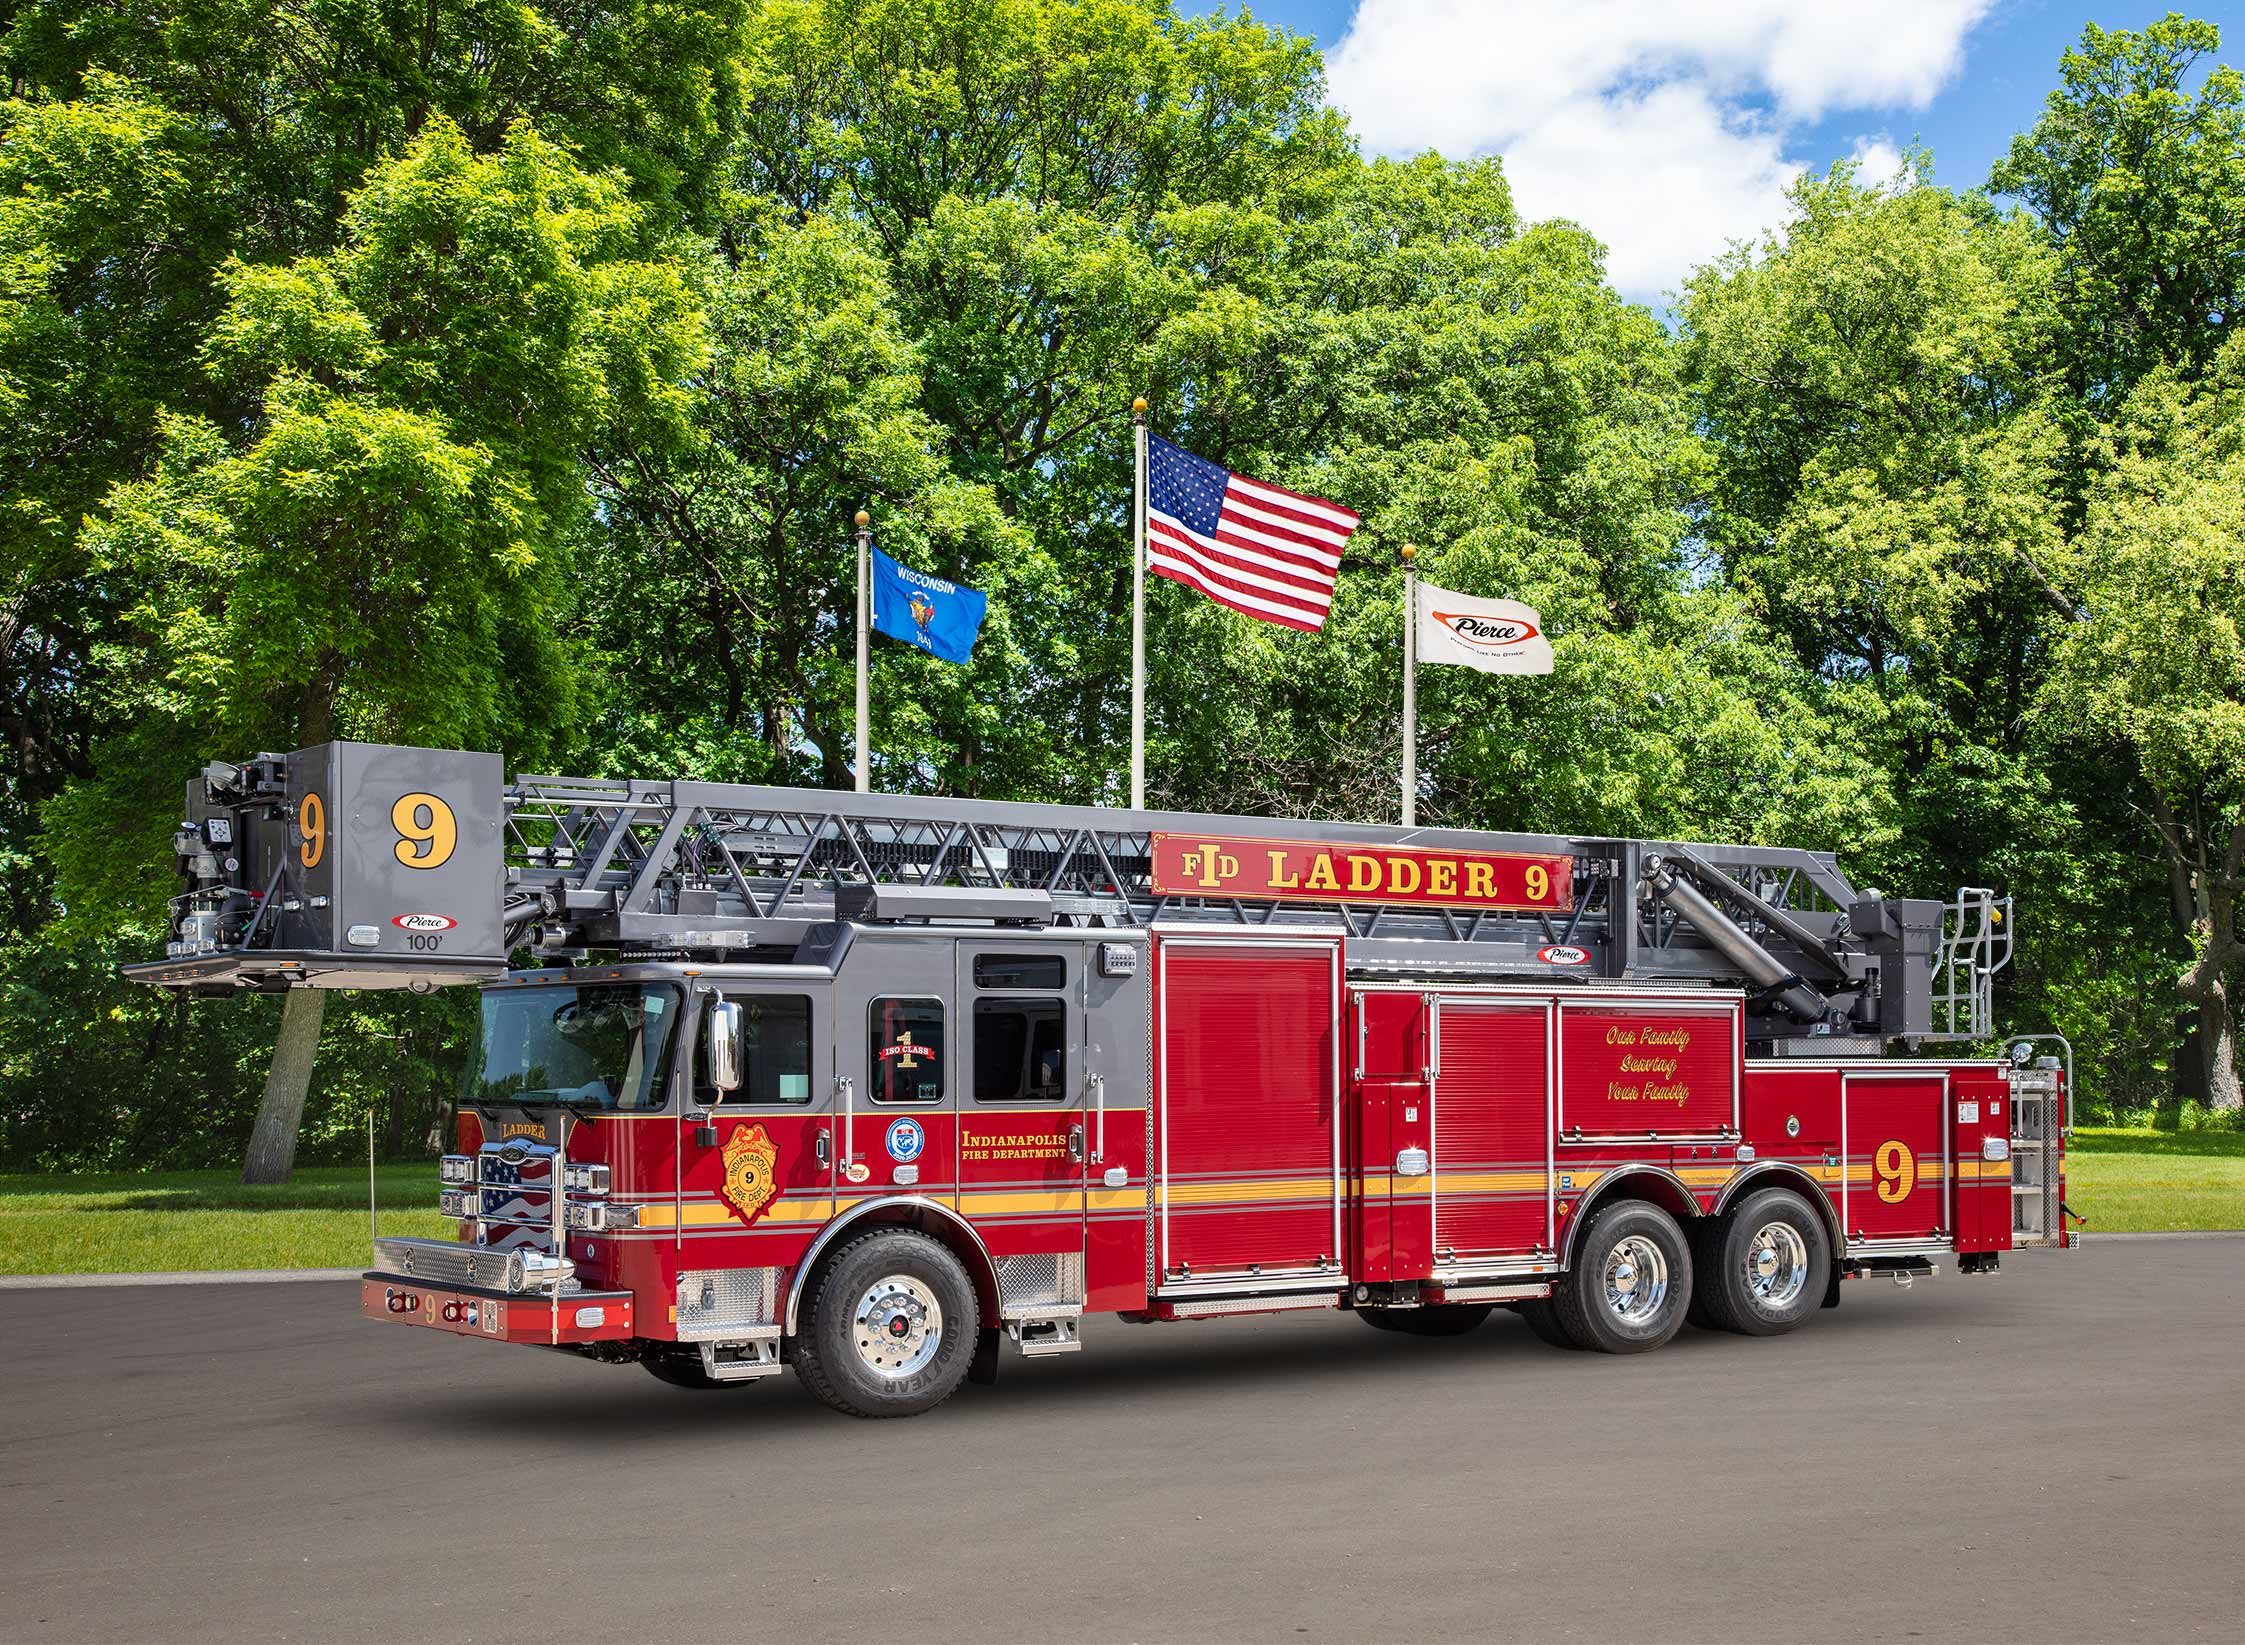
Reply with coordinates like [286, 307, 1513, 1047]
[973, 998, 1066, 1103]
[697, 994, 813, 1105]
[869, 997, 945, 1104]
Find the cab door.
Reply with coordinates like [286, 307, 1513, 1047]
[955, 943, 1088, 1310]
[682, 983, 834, 1248]
[832, 936, 957, 1207]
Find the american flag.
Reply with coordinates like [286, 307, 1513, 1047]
[1146, 434, 1360, 631]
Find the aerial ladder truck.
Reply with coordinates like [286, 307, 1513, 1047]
[129, 740, 2066, 1418]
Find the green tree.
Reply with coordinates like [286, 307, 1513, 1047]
[582, 209, 1022, 792]
[1675, 160, 2189, 1103]
[51, 119, 701, 1179]
[2050, 336, 2245, 1110]
[1992, 14, 2245, 402]
[0, 82, 225, 925]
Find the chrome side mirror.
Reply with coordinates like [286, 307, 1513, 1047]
[705, 1000, 744, 1093]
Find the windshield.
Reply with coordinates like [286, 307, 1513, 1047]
[467, 984, 680, 1111]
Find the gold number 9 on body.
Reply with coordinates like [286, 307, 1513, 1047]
[1525, 863, 1550, 902]
[1874, 1140, 1917, 1204]
[391, 792, 457, 870]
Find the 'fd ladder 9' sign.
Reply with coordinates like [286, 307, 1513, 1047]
[1151, 833, 1573, 912]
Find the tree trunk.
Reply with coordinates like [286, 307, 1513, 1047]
[241, 989, 326, 1183]
[2199, 989, 2243, 1112]
[2171, 816, 2245, 1113]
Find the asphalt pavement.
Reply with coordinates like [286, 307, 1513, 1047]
[2, 1239, 2239, 1643]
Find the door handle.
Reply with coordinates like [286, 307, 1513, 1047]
[1067, 1124, 1086, 1163]
[813, 1128, 831, 1167]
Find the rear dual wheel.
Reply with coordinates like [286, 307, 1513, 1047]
[1545, 1200, 1695, 1354]
[1694, 1187, 1828, 1337]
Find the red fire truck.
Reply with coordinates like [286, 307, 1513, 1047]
[131, 742, 2069, 1418]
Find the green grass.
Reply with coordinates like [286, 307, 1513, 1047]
[0, 1164, 451, 1274]
[1, 1130, 2239, 1274]
[2062, 1127, 2245, 1233]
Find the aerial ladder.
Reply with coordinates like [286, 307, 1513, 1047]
[127, 740, 2010, 1052]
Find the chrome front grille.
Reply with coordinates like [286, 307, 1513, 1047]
[371, 1236, 575, 1294]
[374, 1236, 509, 1289]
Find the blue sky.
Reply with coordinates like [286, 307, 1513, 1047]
[1179, 2, 2241, 306]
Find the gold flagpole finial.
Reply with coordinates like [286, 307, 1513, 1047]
[854, 509, 870, 530]
[1400, 542, 1418, 564]
[1131, 396, 1148, 417]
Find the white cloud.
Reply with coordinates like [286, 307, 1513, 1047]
[1326, 1, 1994, 301]
[1848, 136, 1909, 191]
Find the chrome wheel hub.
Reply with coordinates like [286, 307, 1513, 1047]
[1602, 1235, 1670, 1324]
[852, 1275, 943, 1379]
[1743, 1221, 1809, 1308]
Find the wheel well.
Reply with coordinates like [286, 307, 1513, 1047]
[1713, 1166, 1842, 1254]
[1560, 1167, 1701, 1268]
[783, 1198, 1002, 1335]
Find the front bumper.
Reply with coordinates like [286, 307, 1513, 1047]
[362, 1275, 635, 1344]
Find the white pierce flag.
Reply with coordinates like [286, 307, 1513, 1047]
[1414, 581, 1554, 674]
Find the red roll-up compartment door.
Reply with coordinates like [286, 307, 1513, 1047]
[1156, 937, 1341, 1285]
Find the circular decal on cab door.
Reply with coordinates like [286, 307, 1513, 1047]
[392, 913, 459, 932]
[885, 1118, 926, 1163]
[1537, 944, 1591, 966]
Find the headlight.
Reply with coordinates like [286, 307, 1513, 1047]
[438, 1155, 476, 1185]
[438, 1188, 476, 1218]
[561, 1163, 610, 1195]
[564, 1202, 608, 1232]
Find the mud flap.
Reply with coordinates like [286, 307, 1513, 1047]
[968, 1324, 1002, 1386]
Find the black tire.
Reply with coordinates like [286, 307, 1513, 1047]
[1358, 1303, 1493, 1337]
[1553, 1200, 1693, 1354]
[1698, 1186, 1830, 1337]
[793, 1228, 977, 1418]
[641, 1350, 735, 1390]
[1684, 1221, 1721, 1330]
[1514, 1296, 1584, 1350]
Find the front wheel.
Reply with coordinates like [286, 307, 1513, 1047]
[1698, 1187, 1830, 1337]
[1553, 1200, 1693, 1354]
[793, 1228, 977, 1419]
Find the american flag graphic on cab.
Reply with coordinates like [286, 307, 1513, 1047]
[1146, 434, 1359, 631]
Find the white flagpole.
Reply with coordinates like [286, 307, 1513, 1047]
[1401, 542, 1418, 826]
[1130, 396, 1148, 810]
[855, 508, 871, 794]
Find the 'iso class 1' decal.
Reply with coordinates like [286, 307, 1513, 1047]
[392, 913, 458, 932]
[1536, 944, 1591, 966]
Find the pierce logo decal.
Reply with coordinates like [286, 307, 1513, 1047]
[1537, 944, 1592, 966]
[1432, 611, 1541, 650]
[718, 1123, 782, 1228]
[392, 913, 458, 932]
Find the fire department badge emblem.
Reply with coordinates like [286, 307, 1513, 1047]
[718, 1123, 781, 1228]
